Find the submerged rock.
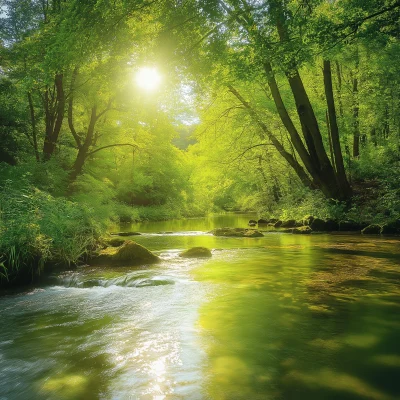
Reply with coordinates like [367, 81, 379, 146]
[179, 247, 212, 258]
[361, 224, 382, 234]
[94, 241, 160, 265]
[110, 231, 141, 237]
[212, 228, 264, 237]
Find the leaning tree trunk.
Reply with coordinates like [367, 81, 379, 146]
[323, 60, 352, 198]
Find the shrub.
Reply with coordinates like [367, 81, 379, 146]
[0, 181, 105, 285]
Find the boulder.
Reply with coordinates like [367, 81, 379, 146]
[212, 228, 264, 237]
[281, 219, 297, 228]
[325, 219, 339, 231]
[292, 226, 312, 234]
[303, 215, 315, 226]
[179, 247, 212, 258]
[381, 219, 400, 234]
[258, 218, 269, 224]
[94, 241, 160, 265]
[310, 218, 327, 231]
[110, 231, 141, 237]
[274, 220, 283, 228]
[248, 220, 257, 227]
[106, 237, 126, 247]
[361, 224, 382, 234]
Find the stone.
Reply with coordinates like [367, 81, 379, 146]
[258, 218, 269, 224]
[325, 219, 339, 231]
[310, 218, 327, 231]
[94, 241, 159, 265]
[292, 226, 312, 234]
[281, 219, 297, 228]
[248, 220, 257, 227]
[179, 247, 212, 258]
[361, 224, 382, 234]
[211, 228, 264, 237]
[274, 220, 283, 228]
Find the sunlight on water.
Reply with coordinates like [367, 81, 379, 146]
[1, 214, 399, 399]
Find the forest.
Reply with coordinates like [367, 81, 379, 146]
[1, 0, 400, 284]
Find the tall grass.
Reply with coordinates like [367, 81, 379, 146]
[0, 181, 105, 286]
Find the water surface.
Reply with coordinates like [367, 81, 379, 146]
[1, 213, 399, 399]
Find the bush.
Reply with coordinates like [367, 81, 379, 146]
[0, 181, 105, 285]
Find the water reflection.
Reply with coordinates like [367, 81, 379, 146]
[0, 215, 399, 399]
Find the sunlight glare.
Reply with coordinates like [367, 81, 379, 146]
[135, 67, 162, 91]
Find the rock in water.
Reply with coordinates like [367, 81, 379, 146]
[292, 226, 312, 234]
[281, 219, 296, 228]
[94, 241, 159, 265]
[212, 228, 264, 237]
[179, 247, 212, 258]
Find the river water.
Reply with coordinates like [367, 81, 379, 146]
[1, 213, 400, 400]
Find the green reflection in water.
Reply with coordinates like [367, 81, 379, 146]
[194, 234, 400, 400]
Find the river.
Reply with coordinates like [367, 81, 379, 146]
[1, 213, 399, 400]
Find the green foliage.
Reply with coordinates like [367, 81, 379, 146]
[0, 180, 105, 285]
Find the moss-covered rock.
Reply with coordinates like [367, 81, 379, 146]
[361, 224, 382, 234]
[292, 226, 312, 234]
[281, 219, 296, 228]
[94, 241, 159, 265]
[212, 228, 264, 237]
[310, 218, 326, 231]
[179, 247, 212, 258]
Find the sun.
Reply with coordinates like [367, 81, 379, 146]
[135, 67, 162, 91]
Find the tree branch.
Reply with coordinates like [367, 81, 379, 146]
[85, 143, 138, 158]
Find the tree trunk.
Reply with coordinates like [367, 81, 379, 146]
[323, 60, 352, 198]
[69, 106, 97, 182]
[27, 91, 40, 162]
[42, 73, 65, 160]
[228, 85, 316, 190]
[352, 75, 360, 157]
